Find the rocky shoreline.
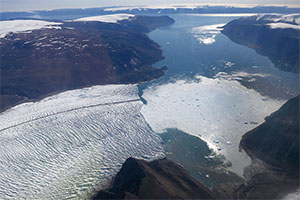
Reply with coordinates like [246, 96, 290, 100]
[221, 15, 300, 73]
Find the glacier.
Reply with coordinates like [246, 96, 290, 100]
[0, 84, 164, 199]
[0, 20, 62, 38]
[72, 14, 135, 23]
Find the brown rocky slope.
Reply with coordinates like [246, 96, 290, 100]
[0, 16, 174, 112]
[93, 157, 217, 199]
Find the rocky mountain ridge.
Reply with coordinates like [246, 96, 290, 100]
[222, 14, 300, 73]
[0, 15, 174, 112]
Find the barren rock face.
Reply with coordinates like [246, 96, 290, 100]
[222, 15, 300, 74]
[0, 16, 174, 112]
[241, 95, 300, 174]
[94, 157, 217, 199]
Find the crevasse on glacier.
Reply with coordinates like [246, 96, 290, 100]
[0, 84, 164, 199]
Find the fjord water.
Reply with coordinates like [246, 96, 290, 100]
[147, 14, 299, 87]
[0, 13, 299, 199]
[140, 14, 299, 178]
[148, 14, 274, 78]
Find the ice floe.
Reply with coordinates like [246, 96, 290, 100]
[215, 71, 270, 81]
[0, 84, 164, 199]
[141, 75, 285, 176]
[267, 22, 300, 30]
[72, 14, 134, 23]
[191, 23, 226, 45]
[0, 20, 62, 38]
[281, 188, 300, 200]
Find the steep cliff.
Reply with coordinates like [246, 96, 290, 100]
[222, 15, 300, 73]
[241, 95, 299, 175]
[93, 158, 217, 199]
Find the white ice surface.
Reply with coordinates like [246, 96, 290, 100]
[256, 14, 300, 30]
[281, 188, 300, 200]
[0, 84, 139, 129]
[141, 75, 284, 176]
[0, 84, 164, 199]
[73, 14, 134, 23]
[104, 4, 300, 12]
[267, 22, 300, 30]
[257, 13, 300, 25]
[0, 20, 62, 38]
[104, 5, 202, 11]
[191, 23, 226, 45]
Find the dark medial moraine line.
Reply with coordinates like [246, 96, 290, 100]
[0, 99, 140, 133]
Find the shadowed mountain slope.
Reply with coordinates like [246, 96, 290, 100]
[93, 157, 217, 199]
[222, 15, 300, 73]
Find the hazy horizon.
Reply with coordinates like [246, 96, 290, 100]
[1, 0, 300, 12]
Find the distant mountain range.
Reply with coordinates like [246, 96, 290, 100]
[1, 5, 300, 20]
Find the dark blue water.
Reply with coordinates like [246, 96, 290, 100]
[149, 14, 272, 78]
[139, 14, 299, 186]
[141, 14, 299, 99]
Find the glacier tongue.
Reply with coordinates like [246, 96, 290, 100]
[0, 84, 164, 199]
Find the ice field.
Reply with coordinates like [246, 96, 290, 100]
[0, 84, 164, 199]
